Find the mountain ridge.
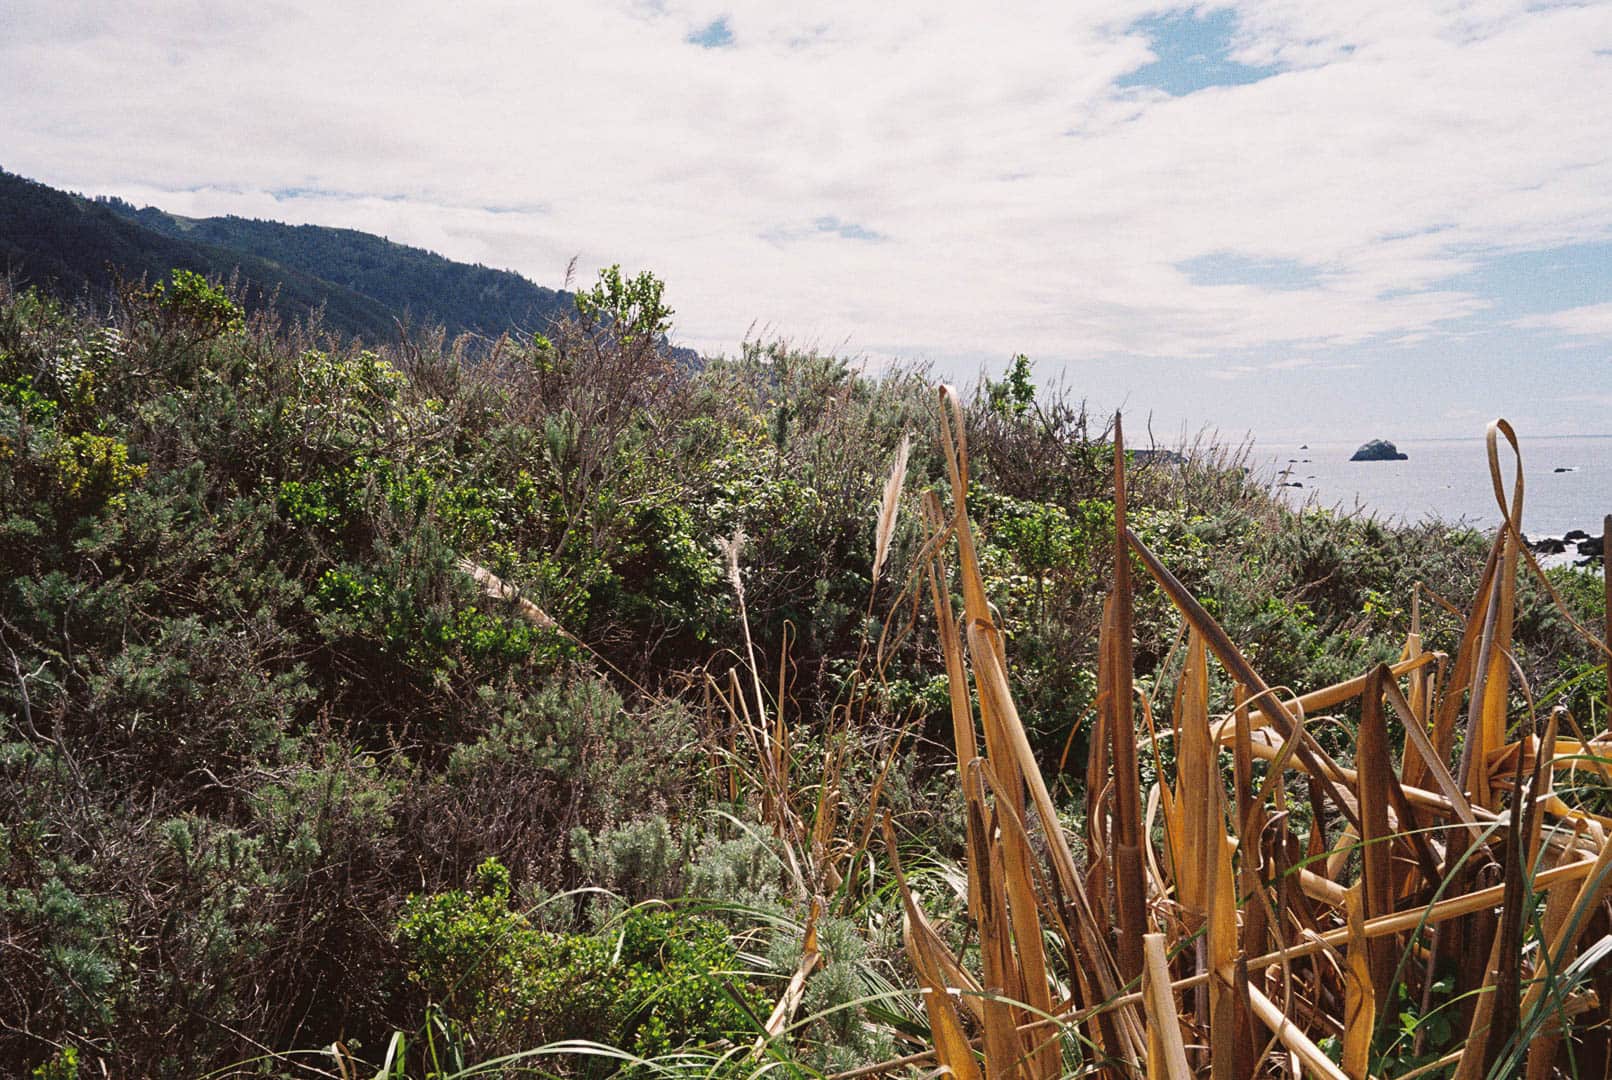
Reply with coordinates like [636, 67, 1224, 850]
[0, 169, 575, 343]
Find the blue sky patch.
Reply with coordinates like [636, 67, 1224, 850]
[1117, 9, 1277, 96]
[1434, 242, 1612, 321]
[1180, 251, 1322, 290]
[814, 216, 884, 242]
[687, 16, 733, 48]
[761, 216, 887, 245]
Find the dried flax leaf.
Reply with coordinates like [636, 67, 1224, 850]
[1429, 534, 1501, 767]
[1525, 853, 1579, 1080]
[1405, 584, 1429, 739]
[1173, 635, 1214, 915]
[1194, 651, 1244, 1080]
[966, 617, 1144, 1065]
[883, 817, 983, 1080]
[1108, 415, 1147, 987]
[1464, 420, 1526, 809]
[1087, 594, 1116, 903]
[1382, 675, 1483, 847]
[968, 760, 1058, 1080]
[935, 386, 1143, 1068]
[974, 801, 1030, 1079]
[1245, 984, 1351, 1080]
[1141, 933, 1192, 1080]
[1244, 654, 1436, 733]
[1136, 851, 1606, 1016]
[1340, 887, 1375, 1080]
[1513, 768, 1612, 1032]
[1473, 720, 1554, 1072]
[1125, 528, 1363, 835]
[1524, 716, 1567, 1080]
[1356, 667, 1398, 1005]
[1165, 632, 1245, 1078]
[924, 492, 982, 926]
[1229, 682, 1270, 970]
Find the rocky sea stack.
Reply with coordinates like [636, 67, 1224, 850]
[1350, 438, 1409, 462]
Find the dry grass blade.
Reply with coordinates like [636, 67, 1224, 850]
[756, 898, 823, 1051]
[1428, 535, 1501, 794]
[1515, 820, 1612, 1025]
[969, 760, 1059, 1080]
[935, 385, 1143, 1069]
[1463, 420, 1526, 809]
[1382, 674, 1482, 846]
[1171, 632, 1214, 918]
[923, 491, 983, 925]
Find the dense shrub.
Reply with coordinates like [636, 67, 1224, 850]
[1, 273, 1603, 1075]
[396, 859, 767, 1070]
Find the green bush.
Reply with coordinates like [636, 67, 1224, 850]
[397, 859, 766, 1068]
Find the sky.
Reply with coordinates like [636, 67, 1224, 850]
[3, 0, 1611, 444]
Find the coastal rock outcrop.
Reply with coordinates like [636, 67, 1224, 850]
[1350, 439, 1409, 462]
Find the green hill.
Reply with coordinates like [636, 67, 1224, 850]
[0, 169, 572, 341]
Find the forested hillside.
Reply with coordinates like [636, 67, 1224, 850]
[0, 170, 572, 342]
[103, 200, 570, 340]
[1, 272, 1607, 1077]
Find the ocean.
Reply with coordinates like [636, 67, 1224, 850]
[1258, 434, 1612, 541]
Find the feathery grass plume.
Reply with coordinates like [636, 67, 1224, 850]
[871, 432, 909, 588]
[458, 557, 558, 629]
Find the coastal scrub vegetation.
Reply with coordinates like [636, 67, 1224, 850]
[0, 271, 1608, 1077]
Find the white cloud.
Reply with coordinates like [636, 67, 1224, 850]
[1516, 302, 1612, 338]
[2, 0, 1611, 378]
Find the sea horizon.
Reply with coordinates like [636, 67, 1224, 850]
[1248, 431, 1612, 543]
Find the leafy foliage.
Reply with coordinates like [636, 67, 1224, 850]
[0, 269, 1604, 1077]
[397, 859, 766, 1067]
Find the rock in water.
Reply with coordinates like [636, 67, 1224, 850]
[1577, 535, 1604, 558]
[1350, 439, 1409, 462]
